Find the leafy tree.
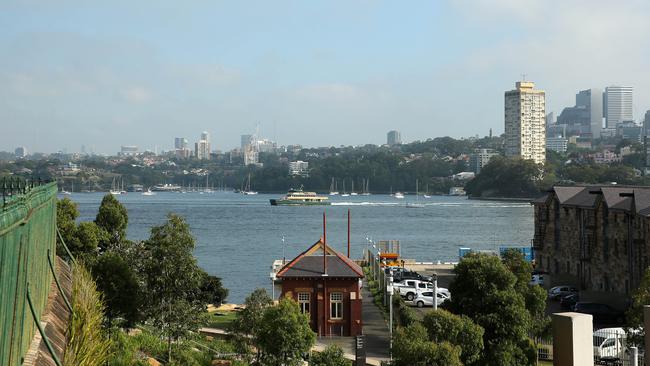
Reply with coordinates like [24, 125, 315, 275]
[447, 253, 537, 366]
[198, 271, 229, 306]
[256, 298, 316, 366]
[68, 222, 102, 256]
[91, 251, 141, 326]
[231, 288, 273, 363]
[392, 323, 462, 366]
[311, 345, 351, 366]
[95, 194, 128, 250]
[464, 157, 544, 198]
[56, 198, 79, 257]
[501, 249, 549, 337]
[422, 309, 484, 366]
[140, 214, 206, 363]
[626, 267, 650, 346]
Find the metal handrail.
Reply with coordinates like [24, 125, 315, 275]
[47, 249, 73, 313]
[55, 227, 77, 266]
[26, 284, 63, 366]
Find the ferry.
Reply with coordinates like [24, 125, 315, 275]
[270, 187, 330, 206]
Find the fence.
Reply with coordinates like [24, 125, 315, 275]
[0, 180, 58, 366]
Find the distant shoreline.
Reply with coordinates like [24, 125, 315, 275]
[467, 196, 534, 203]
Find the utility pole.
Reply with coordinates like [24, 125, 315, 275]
[388, 270, 394, 361]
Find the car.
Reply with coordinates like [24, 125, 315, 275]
[548, 285, 578, 301]
[394, 279, 448, 301]
[593, 328, 627, 361]
[573, 302, 625, 325]
[560, 293, 579, 310]
[393, 270, 431, 283]
[529, 273, 545, 286]
[412, 291, 450, 308]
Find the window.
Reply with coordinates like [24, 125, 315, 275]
[298, 292, 310, 315]
[330, 292, 343, 319]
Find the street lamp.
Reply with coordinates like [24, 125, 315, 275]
[387, 270, 394, 361]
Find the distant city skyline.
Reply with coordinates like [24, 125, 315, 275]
[2, 1, 650, 153]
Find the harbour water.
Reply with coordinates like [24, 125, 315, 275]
[67, 192, 534, 303]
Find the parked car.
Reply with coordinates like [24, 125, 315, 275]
[529, 273, 545, 286]
[394, 279, 448, 301]
[393, 270, 431, 283]
[412, 291, 450, 308]
[548, 285, 578, 301]
[573, 302, 625, 325]
[593, 328, 627, 361]
[560, 293, 579, 310]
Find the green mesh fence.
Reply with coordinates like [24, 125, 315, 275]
[0, 182, 57, 366]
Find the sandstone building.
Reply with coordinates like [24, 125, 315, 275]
[533, 186, 650, 296]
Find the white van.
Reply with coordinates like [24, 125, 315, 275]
[593, 328, 626, 360]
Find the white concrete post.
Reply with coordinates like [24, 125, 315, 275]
[630, 346, 638, 366]
[552, 312, 593, 366]
[644, 305, 650, 358]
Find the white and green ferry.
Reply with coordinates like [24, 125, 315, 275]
[270, 187, 330, 206]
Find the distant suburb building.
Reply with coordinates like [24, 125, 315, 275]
[119, 145, 138, 156]
[469, 148, 499, 173]
[289, 160, 309, 177]
[546, 137, 568, 153]
[533, 186, 650, 296]
[276, 238, 364, 336]
[387, 130, 402, 146]
[505, 81, 546, 164]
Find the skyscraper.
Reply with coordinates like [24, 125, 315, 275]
[556, 88, 603, 138]
[644, 110, 650, 137]
[504, 81, 546, 164]
[387, 130, 401, 146]
[241, 134, 253, 150]
[174, 137, 188, 150]
[604, 86, 633, 129]
[195, 131, 211, 160]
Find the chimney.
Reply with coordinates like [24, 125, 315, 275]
[347, 209, 351, 258]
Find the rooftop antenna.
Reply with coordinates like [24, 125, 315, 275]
[521, 73, 527, 81]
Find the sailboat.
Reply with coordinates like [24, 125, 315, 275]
[110, 177, 121, 195]
[341, 180, 350, 197]
[423, 183, 431, 199]
[329, 178, 339, 196]
[361, 178, 371, 196]
[120, 177, 127, 194]
[350, 179, 358, 196]
[60, 181, 71, 195]
[406, 179, 425, 208]
[242, 173, 258, 195]
[142, 187, 155, 196]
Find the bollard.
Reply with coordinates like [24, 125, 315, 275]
[631, 346, 638, 366]
[552, 312, 593, 366]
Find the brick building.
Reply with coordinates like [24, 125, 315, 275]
[533, 186, 650, 296]
[276, 238, 364, 336]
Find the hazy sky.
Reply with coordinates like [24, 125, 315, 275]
[2, 0, 650, 154]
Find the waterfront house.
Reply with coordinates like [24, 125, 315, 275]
[276, 238, 364, 336]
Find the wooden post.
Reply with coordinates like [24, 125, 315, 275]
[323, 212, 327, 275]
[347, 209, 351, 258]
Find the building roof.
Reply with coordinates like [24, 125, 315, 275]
[277, 238, 364, 279]
[538, 185, 650, 217]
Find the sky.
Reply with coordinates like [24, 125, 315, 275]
[1, 0, 650, 154]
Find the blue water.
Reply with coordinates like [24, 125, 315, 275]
[65, 192, 533, 303]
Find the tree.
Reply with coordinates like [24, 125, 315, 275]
[56, 198, 79, 257]
[392, 323, 462, 366]
[626, 267, 650, 346]
[464, 157, 544, 198]
[198, 271, 229, 306]
[140, 213, 206, 363]
[91, 251, 141, 326]
[310, 345, 351, 366]
[94, 194, 128, 251]
[256, 298, 316, 366]
[422, 309, 484, 366]
[231, 288, 273, 363]
[69, 222, 102, 257]
[501, 249, 549, 337]
[447, 253, 537, 366]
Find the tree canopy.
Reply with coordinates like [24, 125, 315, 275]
[392, 323, 463, 366]
[94, 194, 128, 250]
[422, 309, 484, 366]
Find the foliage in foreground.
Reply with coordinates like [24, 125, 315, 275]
[392, 323, 463, 366]
[422, 309, 484, 366]
[63, 262, 113, 366]
[310, 344, 351, 366]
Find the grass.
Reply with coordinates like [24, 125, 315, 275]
[206, 311, 238, 329]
